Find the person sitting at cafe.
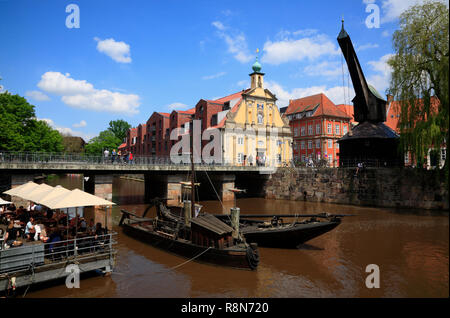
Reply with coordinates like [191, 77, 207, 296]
[87, 219, 96, 235]
[7, 203, 16, 212]
[25, 217, 36, 241]
[18, 207, 30, 224]
[46, 209, 54, 219]
[3, 220, 21, 247]
[79, 217, 87, 232]
[94, 222, 105, 240]
[58, 212, 67, 225]
[34, 223, 42, 241]
[38, 224, 49, 242]
[48, 229, 62, 253]
[27, 202, 36, 212]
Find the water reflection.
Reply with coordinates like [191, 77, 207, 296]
[26, 174, 449, 298]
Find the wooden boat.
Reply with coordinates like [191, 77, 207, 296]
[119, 124, 259, 270]
[119, 207, 259, 270]
[214, 214, 343, 249]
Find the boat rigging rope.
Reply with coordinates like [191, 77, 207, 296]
[203, 170, 225, 211]
[167, 246, 212, 271]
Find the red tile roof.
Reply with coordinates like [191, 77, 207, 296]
[175, 107, 196, 115]
[285, 93, 351, 119]
[212, 90, 247, 103]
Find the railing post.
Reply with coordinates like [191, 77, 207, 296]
[74, 237, 78, 257]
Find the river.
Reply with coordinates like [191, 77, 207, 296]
[25, 174, 448, 298]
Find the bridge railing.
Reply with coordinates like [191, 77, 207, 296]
[0, 151, 290, 168]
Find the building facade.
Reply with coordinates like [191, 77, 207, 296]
[283, 93, 352, 167]
[122, 58, 293, 167]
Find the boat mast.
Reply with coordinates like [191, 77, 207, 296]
[190, 119, 195, 218]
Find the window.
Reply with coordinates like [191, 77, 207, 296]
[237, 153, 244, 163]
[237, 137, 244, 145]
[308, 125, 313, 135]
[316, 124, 321, 135]
[335, 124, 340, 135]
[211, 114, 218, 127]
[441, 148, 447, 162]
[335, 142, 339, 149]
[316, 139, 320, 149]
[405, 152, 410, 163]
[301, 126, 306, 136]
[327, 123, 332, 134]
[308, 140, 312, 149]
[343, 125, 348, 135]
[301, 154, 306, 162]
[328, 140, 333, 148]
[294, 127, 299, 136]
[294, 143, 298, 151]
[301, 141, 305, 149]
[257, 113, 264, 124]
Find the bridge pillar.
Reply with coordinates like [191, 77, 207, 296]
[83, 174, 113, 229]
[144, 174, 185, 206]
[204, 174, 236, 202]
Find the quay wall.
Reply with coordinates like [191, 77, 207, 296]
[264, 167, 449, 211]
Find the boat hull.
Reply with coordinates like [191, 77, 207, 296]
[122, 221, 257, 270]
[241, 220, 341, 249]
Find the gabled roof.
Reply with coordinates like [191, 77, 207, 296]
[173, 107, 196, 115]
[285, 93, 352, 119]
[212, 90, 248, 103]
[157, 112, 170, 117]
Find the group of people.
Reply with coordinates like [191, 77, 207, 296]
[104, 148, 133, 164]
[0, 201, 106, 250]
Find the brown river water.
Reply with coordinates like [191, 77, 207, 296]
[25, 175, 448, 298]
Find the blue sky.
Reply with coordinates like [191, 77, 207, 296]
[0, 0, 431, 141]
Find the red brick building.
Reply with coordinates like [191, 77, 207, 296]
[145, 112, 170, 157]
[283, 93, 352, 167]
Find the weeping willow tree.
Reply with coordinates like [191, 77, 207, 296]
[388, 1, 449, 179]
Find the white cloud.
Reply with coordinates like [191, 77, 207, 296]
[38, 72, 94, 95]
[211, 21, 226, 31]
[212, 21, 253, 63]
[303, 61, 343, 77]
[202, 71, 226, 80]
[39, 118, 94, 141]
[72, 120, 87, 128]
[236, 79, 249, 88]
[381, 30, 390, 37]
[380, 0, 430, 23]
[94, 37, 132, 63]
[265, 80, 355, 107]
[25, 90, 50, 101]
[168, 102, 189, 111]
[261, 33, 340, 65]
[357, 43, 380, 51]
[37, 71, 140, 115]
[366, 53, 394, 94]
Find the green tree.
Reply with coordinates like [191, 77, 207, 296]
[84, 130, 121, 155]
[108, 119, 131, 142]
[388, 1, 449, 175]
[0, 92, 63, 152]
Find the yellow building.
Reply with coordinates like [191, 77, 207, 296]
[212, 58, 293, 167]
